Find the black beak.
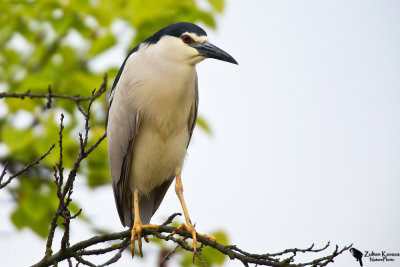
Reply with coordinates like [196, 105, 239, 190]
[195, 42, 238, 65]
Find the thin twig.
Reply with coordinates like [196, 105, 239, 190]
[2, 74, 352, 267]
[61, 209, 71, 251]
[0, 91, 98, 102]
[46, 85, 52, 109]
[73, 254, 96, 267]
[98, 238, 130, 267]
[194, 246, 208, 267]
[45, 114, 66, 256]
[0, 73, 108, 117]
[0, 162, 9, 185]
[162, 213, 182, 226]
[32, 222, 352, 267]
[83, 133, 107, 156]
[82, 89, 97, 147]
[41, 79, 108, 262]
[160, 245, 180, 267]
[0, 144, 55, 189]
[78, 240, 128, 256]
[57, 113, 65, 192]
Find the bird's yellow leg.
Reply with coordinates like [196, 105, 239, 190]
[173, 173, 216, 255]
[131, 188, 159, 257]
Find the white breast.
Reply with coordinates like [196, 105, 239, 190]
[117, 44, 197, 195]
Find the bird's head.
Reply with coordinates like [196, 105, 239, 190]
[141, 22, 238, 66]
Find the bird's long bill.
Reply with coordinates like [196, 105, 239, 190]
[196, 42, 238, 64]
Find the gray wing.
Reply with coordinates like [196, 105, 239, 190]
[107, 82, 139, 227]
[188, 73, 199, 145]
[107, 73, 199, 227]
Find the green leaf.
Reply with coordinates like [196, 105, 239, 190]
[2, 0, 223, 242]
[1, 127, 35, 162]
[11, 178, 59, 237]
[88, 33, 116, 57]
[17, 71, 53, 92]
[86, 126, 109, 187]
[208, 0, 225, 13]
[196, 116, 212, 135]
[180, 230, 229, 266]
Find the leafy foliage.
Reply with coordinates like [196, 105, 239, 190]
[1, 0, 226, 264]
[181, 230, 229, 266]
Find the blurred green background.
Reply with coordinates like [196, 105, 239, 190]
[0, 0, 227, 265]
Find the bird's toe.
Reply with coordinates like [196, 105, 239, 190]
[131, 221, 159, 257]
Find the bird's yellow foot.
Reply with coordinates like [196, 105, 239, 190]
[131, 220, 159, 257]
[171, 222, 216, 255]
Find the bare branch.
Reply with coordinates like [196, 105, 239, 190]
[0, 144, 55, 189]
[0, 73, 108, 116]
[160, 245, 180, 267]
[97, 239, 130, 267]
[0, 91, 97, 102]
[32, 220, 352, 267]
[45, 114, 66, 256]
[57, 113, 65, 189]
[162, 212, 182, 226]
[73, 254, 97, 267]
[82, 89, 97, 147]
[47, 85, 52, 109]
[0, 162, 9, 185]
[45, 107, 107, 259]
[39, 77, 108, 264]
[83, 133, 107, 157]
[2, 75, 352, 267]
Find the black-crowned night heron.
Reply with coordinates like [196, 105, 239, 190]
[106, 22, 237, 256]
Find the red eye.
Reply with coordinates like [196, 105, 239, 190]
[182, 35, 192, 43]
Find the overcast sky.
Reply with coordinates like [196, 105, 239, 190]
[1, 1, 399, 266]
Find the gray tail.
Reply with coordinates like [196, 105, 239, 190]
[123, 191, 155, 228]
[138, 191, 155, 225]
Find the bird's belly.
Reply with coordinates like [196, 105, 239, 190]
[130, 122, 189, 195]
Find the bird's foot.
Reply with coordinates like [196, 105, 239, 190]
[171, 222, 216, 256]
[131, 220, 159, 257]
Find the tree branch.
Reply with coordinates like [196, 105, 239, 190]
[0, 144, 55, 189]
[42, 76, 108, 258]
[160, 244, 180, 266]
[32, 219, 352, 267]
[0, 90, 101, 103]
[2, 75, 352, 267]
[0, 73, 108, 114]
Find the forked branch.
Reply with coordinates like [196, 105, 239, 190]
[1, 75, 352, 267]
[32, 213, 352, 267]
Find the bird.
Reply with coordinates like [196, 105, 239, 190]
[350, 248, 363, 266]
[106, 22, 238, 256]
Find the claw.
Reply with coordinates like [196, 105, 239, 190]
[131, 220, 143, 257]
[131, 220, 159, 257]
[130, 188, 159, 257]
[171, 222, 215, 258]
